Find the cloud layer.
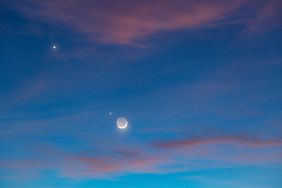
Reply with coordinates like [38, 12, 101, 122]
[1, 135, 281, 179]
[4, 0, 256, 45]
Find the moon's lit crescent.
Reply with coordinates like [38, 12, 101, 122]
[116, 117, 128, 129]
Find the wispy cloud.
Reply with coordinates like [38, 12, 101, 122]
[153, 135, 282, 148]
[9, 0, 246, 45]
[7, 0, 281, 46]
[242, 0, 282, 35]
[1, 135, 281, 180]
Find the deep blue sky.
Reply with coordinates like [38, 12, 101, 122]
[0, 0, 282, 187]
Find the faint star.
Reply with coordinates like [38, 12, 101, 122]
[109, 112, 112, 116]
[52, 45, 57, 49]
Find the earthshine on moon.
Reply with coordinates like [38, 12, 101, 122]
[116, 117, 128, 129]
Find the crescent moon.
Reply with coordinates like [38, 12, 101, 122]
[116, 117, 128, 129]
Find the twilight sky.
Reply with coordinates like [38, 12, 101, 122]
[0, 0, 282, 187]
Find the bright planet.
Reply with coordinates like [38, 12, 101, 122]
[116, 117, 128, 129]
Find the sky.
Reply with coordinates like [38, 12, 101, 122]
[0, 0, 282, 187]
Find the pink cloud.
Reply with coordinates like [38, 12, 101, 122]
[242, 0, 282, 35]
[74, 136, 282, 178]
[13, 0, 246, 45]
[153, 136, 282, 148]
[2, 135, 281, 180]
[2, 72, 54, 107]
[16, 75, 52, 102]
